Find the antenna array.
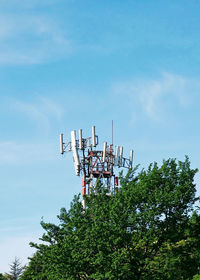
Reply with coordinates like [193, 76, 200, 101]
[60, 126, 133, 208]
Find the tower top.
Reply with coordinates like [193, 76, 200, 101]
[60, 125, 133, 206]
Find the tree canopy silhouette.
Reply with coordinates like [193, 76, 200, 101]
[21, 157, 200, 280]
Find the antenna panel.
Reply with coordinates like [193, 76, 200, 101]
[60, 134, 64, 154]
[130, 149, 133, 167]
[71, 130, 80, 176]
[119, 146, 123, 166]
[92, 126, 96, 147]
[102, 142, 107, 163]
[115, 146, 119, 166]
[79, 129, 83, 150]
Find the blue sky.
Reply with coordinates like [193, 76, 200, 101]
[0, 0, 200, 272]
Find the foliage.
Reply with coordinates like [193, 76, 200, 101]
[20, 157, 199, 280]
[7, 258, 24, 280]
[193, 276, 200, 280]
[0, 274, 7, 280]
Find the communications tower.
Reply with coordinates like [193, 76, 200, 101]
[60, 126, 133, 208]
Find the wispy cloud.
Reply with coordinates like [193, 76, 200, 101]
[112, 72, 199, 123]
[0, 97, 63, 165]
[12, 96, 63, 132]
[0, 141, 57, 165]
[0, 6, 71, 64]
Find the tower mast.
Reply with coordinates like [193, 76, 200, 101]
[60, 125, 133, 208]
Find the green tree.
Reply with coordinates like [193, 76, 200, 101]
[0, 274, 7, 280]
[193, 275, 200, 280]
[7, 258, 24, 280]
[21, 157, 199, 280]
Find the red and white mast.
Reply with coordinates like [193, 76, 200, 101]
[60, 125, 133, 208]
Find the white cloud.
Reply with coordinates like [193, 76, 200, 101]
[0, 141, 56, 165]
[0, 97, 63, 165]
[112, 73, 199, 123]
[12, 97, 63, 132]
[39, 97, 63, 121]
[0, 10, 71, 64]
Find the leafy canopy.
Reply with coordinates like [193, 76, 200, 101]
[21, 157, 199, 280]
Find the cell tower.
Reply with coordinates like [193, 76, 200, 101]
[60, 125, 133, 208]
